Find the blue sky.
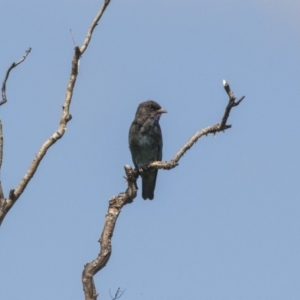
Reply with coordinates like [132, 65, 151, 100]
[1, 1, 300, 299]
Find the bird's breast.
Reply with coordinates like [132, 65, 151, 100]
[138, 134, 153, 147]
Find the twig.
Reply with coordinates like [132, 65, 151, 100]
[1, 48, 31, 106]
[109, 287, 126, 300]
[0, 0, 111, 226]
[70, 29, 77, 47]
[82, 80, 245, 299]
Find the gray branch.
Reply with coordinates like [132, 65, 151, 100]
[1, 48, 31, 106]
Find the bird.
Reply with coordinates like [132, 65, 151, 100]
[129, 100, 167, 200]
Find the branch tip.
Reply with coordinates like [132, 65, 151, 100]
[223, 80, 231, 94]
[1, 47, 32, 106]
[235, 96, 245, 106]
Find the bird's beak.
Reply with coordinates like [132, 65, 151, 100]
[156, 108, 167, 114]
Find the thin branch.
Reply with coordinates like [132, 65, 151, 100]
[80, 0, 111, 55]
[109, 288, 126, 300]
[82, 80, 245, 299]
[1, 48, 31, 106]
[70, 29, 78, 47]
[0, 0, 112, 226]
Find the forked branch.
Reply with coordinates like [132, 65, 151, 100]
[150, 80, 245, 171]
[0, 0, 111, 226]
[82, 81, 245, 299]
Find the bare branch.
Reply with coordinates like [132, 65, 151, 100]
[109, 288, 125, 300]
[0, 46, 79, 225]
[83, 80, 245, 299]
[70, 29, 78, 47]
[82, 166, 137, 300]
[0, 0, 112, 226]
[220, 79, 245, 129]
[149, 123, 227, 171]
[80, 0, 111, 55]
[149, 80, 245, 170]
[1, 48, 31, 106]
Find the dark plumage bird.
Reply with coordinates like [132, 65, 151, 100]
[129, 100, 167, 200]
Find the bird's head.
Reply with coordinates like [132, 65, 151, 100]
[135, 100, 167, 125]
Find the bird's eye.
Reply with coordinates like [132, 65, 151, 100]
[149, 105, 153, 109]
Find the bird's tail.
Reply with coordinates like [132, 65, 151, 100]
[141, 170, 158, 200]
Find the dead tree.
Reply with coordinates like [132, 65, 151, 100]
[0, 1, 245, 299]
[0, 0, 111, 225]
